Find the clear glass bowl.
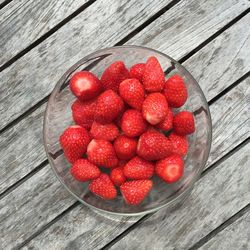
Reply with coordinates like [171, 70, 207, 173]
[43, 45, 212, 216]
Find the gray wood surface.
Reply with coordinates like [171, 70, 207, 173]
[107, 143, 250, 250]
[200, 211, 250, 250]
[0, 0, 249, 130]
[0, 0, 88, 67]
[1, 77, 249, 249]
[0, 0, 249, 249]
[0, 0, 171, 131]
[24, 137, 250, 250]
[1, 7, 250, 194]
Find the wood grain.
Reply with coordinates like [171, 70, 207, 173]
[107, 143, 250, 250]
[1, 78, 249, 249]
[0, 0, 171, 131]
[1, 6, 250, 195]
[0, 0, 172, 193]
[0, 0, 89, 67]
[0, 0, 249, 130]
[200, 211, 250, 250]
[0, 104, 46, 194]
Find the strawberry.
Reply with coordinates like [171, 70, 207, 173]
[71, 99, 96, 129]
[60, 125, 90, 163]
[169, 132, 188, 157]
[137, 129, 173, 161]
[70, 71, 102, 101]
[70, 159, 100, 182]
[110, 167, 126, 186]
[120, 180, 153, 205]
[87, 139, 118, 168]
[156, 108, 174, 131]
[117, 160, 127, 168]
[90, 121, 119, 141]
[142, 93, 168, 125]
[156, 154, 184, 183]
[121, 109, 147, 138]
[101, 61, 130, 92]
[119, 78, 145, 110]
[173, 111, 195, 135]
[114, 135, 137, 160]
[142, 56, 165, 92]
[129, 63, 145, 82]
[94, 90, 124, 124]
[123, 156, 154, 180]
[163, 74, 187, 108]
[89, 173, 117, 199]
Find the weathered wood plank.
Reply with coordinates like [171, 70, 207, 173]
[130, 2, 250, 102]
[1, 5, 250, 195]
[0, 0, 172, 131]
[106, 144, 250, 250]
[200, 211, 250, 250]
[0, 104, 46, 193]
[0, 0, 89, 67]
[1, 78, 249, 249]
[0, 0, 249, 130]
[0, 0, 173, 194]
[24, 138, 250, 249]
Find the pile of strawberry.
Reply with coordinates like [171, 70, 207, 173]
[59, 56, 195, 206]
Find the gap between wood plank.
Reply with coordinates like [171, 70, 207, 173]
[179, 8, 250, 64]
[99, 138, 250, 250]
[0, 6, 249, 136]
[17, 138, 250, 249]
[1, 5, 249, 248]
[0, 0, 97, 73]
[188, 203, 250, 250]
[0, 12, 249, 200]
[208, 71, 250, 106]
[0, 0, 181, 136]
[0, 64, 248, 201]
[0, 0, 12, 10]
[0, 159, 48, 200]
[14, 201, 80, 250]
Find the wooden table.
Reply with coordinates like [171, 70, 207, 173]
[0, 0, 249, 249]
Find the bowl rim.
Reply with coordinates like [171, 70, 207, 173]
[43, 45, 212, 216]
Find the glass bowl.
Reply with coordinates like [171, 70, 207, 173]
[43, 45, 212, 216]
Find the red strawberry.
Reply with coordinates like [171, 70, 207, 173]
[137, 129, 173, 161]
[71, 99, 96, 129]
[142, 56, 165, 92]
[110, 167, 126, 186]
[120, 180, 153, 205]
[123, 156, 154, 180]
[163, 75, 188, 108]
[87, 139, 118, 168]
[156, 154, 184, 183]
[169, 133, 188, 157]
[142, 93, 168, 125]
[121, 109, 147, 138]
[114, 135, 137, 160]
[60, 125, 90, 163]
[95, 90, 124, 124]
[173, 111, 195, 135]
[89, 173, 117, 199]
[117, 160, 127, 168]
[90, 121, 119, 141]
[101, 61, 130, 92]
[119, 78, 145, 110]
[130, 63, 145, 82]
[157, 108, 174, 131]
[70, 71, 102, 101]
[70, 159, 100, 182]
